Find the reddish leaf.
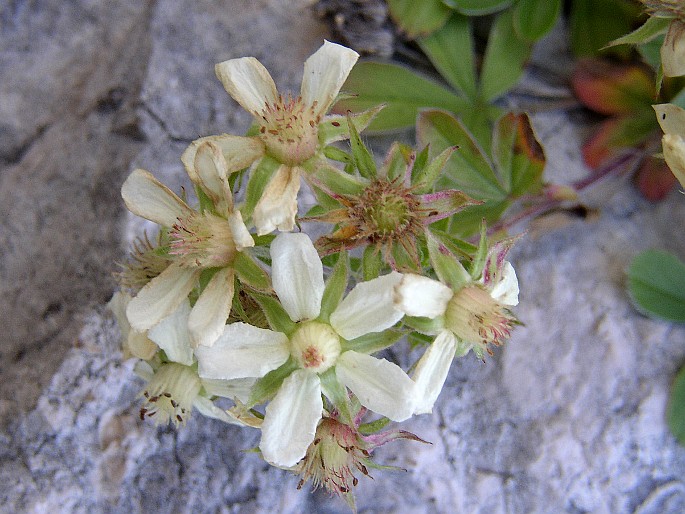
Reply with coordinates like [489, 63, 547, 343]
[582, 118, 625, 169]
[635, 156, 678, 201]
[571, 59, 655, 115]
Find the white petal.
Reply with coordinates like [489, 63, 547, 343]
[195, 322, 289, 380]
[126, 330, 158, 361]
[336, 351, 415, 422]
[191, 140, 232, 206]
[126, 263, 198, 331]
[215, 57, 278, 116]
[270, 232, 324, 322]
[193, 396, 245, 426]
[201, 377, 256, 404]
[148, 299, 194, 365]
[121, 169, 190, 227]
[393, 273, 453, 318]
[490, 261, 519, 306]
[181, 135, 265, 186]
[301, 40, 359, 116]
[107, 291, 132, 338]
[188, 268, 235, 348]
[259, 370, 322, 467]
[329, 272, 403, 341]
[412, 330, 458, 415]
[662, 20, 685, 78]
[253, 166, 301, 236]
[663, 134, 685, 190]
[227, 210, 254, 250]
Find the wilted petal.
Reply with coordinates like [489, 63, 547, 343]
[260, 370, 323, 467]
[188, 268, 235, 348]
[227, 210, 254, 250]
[121, 169, 191, 227]
[127, 263, 198, 331]
[662, 20, 685, 78]
[191, 141, 232, 207]
[193, 396, 245, 426]
[654, 103, 685, 136]
[148, 299, 194, 366]
[271, 232, 324, 322]
[412, 330, 458, 415]
[490, 261, 519, 306]
[329, 272, 403, 340]
[393, 274, 453, 319]
[662, 134, 685, 190]
[215, 57, 278, 116]
[301, 40, 359, 117]
[195, 322, 289, 380]
[253, 165, 301, 235]
[181, 135, 265, 183]
[336, 351, 415, 422]
[201, 377, 256, 404]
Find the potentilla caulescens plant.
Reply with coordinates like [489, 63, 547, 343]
[111, 40, 521, 511]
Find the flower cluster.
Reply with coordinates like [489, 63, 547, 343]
[111, 41, 520, 509]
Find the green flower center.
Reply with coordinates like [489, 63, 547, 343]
[259, 94, 320, 165]
[355, 180, 419, 239]
[290, 321, 341, 374]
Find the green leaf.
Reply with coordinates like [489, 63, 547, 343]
[334, 62, 470, 132]
[606, 15, 670, 48]
[513, 0, 561, 42]
[233, 252, 271, 292]
[491, 112, 546, 197]
[387, 0, 452, 38]
[569, 0, 640, 58]
[417, 110, 506, 200]
[418, 14, 477, 100]
[668, 366, 685, 445]
[444, 0, 511, 16]
[480, 10, 531, 102]
[341, 329, 404, 355]
[447, 199, 510, 238]
[628, 249, 685, 322]
[252, 292, 297, 335]
[242, 155, 280, 221]
[319, 252, 349, 323]
[247, 358, 298, 408]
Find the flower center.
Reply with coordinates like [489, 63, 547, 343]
[169, 212, 237, 268]
[290, 321, 341, 374]
[139, 363, 201, 427]
[351, 180, 420, 240]
[444, 284, 515, 353]
[258, 94, 320, 165]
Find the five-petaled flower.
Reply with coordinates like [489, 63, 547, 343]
[194, 232, 416, 467]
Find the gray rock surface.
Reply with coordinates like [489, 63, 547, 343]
[2, 1, 685, 513]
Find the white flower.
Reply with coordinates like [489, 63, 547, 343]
[394, 258, 519, 414]
[108, 291, 158, 360]
[133, 300, 248, 428]
[181, 41, 360, 236]
[194, 232, 414, 467]
[121, 140, 254, 348]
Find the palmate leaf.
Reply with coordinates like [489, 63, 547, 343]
[444, 0, 511, 16]
[628, 250, 685, 323]
[569, 0, 640, 58]
[513, 0, 561, 42]
[668, 366, 685, 445]
[334, 62, 469, 132]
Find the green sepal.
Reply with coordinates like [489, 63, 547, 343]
[247, 358, 298, 408]
[403, 316, 444, 336]
[319, 251, 349, 323]
[319, 367, 354, 425]
[380, 142, 412, 181]
[606, 15, 670, 48]
[470, 220, 489, 280]
[233, 252, 271, 292]
[358, 416, 391, 435]
[252, 292, 297, 336]
[195, 184, 215, 214]
[242, 155, 280, 221]
[408, 331, 434, 349]
[319, 104, 385, 145]
[310, 163, 366, 197]
[412, 145, 457, 194]
[347, 112, 377, 180]
[430, 228, 477, 262]
[362, 245, 382, 280]
[427, 232, 471, 290]
[323, 145, 352, 164]
[341, 329, 404, 355]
